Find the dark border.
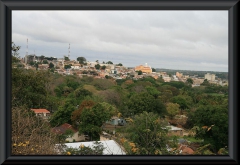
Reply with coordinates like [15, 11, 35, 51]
[0, 0, 239, 164]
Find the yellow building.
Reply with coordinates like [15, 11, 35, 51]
[176, 72, 183, 78]
[135, 63, 152, 74]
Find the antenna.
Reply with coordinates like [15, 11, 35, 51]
[25, 38, 28, 64]
[68, 43, 70, 59]
[34, 50, 35, 61]
[27, 38, 28, 56]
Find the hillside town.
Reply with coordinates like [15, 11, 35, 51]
[12, 46, 229, 156]
[19, 54, 228, 87]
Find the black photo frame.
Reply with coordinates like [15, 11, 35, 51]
[0, 0, 239, 164]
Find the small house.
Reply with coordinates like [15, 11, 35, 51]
[167, 125, 184, 136]
[31, 108, 50, 120]
[106, 117, 127, 126]
[51, 123, 85, 142]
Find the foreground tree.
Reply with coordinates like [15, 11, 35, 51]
[121, 112, 169, 155]
[192, 105, 228, 153]
[71, 100, 96, 128]
[12, 107, 60, 155]
[78, 103, 117, 140]
[50, 99, 76, 127]
[126, 92, 166, 117]
[12, 68, 50, 108]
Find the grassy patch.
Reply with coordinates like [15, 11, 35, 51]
[183, 135, 203, 143]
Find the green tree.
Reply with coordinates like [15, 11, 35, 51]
[166, 103, 180, 119]
[122, 112, 169, 155]
[152, 68, 156, 72]
[170, 95, 192, 113]
[29, 61, 35, 66]
[106, 61, 113, 64]
[101, 65, 106, 70]
[201, 79, 210, 86]
[78, 103, 115, 140]
[43, 59, 48, 64]
[137, 70, 142, 75]
[154, 99, 167, 117]
[49, 62, 54, 68]
[95, 64, 101, 70]
[92, 79, 115, 90]
[74, 88, 92, 101]
[186, 78, 194, 84]
[71, 100, 96, 128]
[64, 56, 70, 61]
[64, 65, 71, 69]
[77, 57, 86, 64]
[126, 92, 155, 115]
[12, 68, 50, 108]
[157, 76, 164, 83]
[50, 99, 76, 127]
[126, 92, 166, 117]
[116, 63, 123, 66]
[192, 105, 228, 153]
[146, 86, 160, 99]
[40, 55, 45, 63]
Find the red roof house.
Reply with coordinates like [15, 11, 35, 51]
[31, 109, 50, 119]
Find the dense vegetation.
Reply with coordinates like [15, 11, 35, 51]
[12, 43, 229, 155]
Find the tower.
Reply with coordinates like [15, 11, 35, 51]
[68, 43, 70, 60]
[34, 50, 36, 61]
[25, 38, 28, 64]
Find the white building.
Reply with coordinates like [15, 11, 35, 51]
[205, 73, 215, 81]
[57, 140, 126, 155]
[71, 64, 81, 69]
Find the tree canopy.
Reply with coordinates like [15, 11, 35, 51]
[77, 57, 87, 64]
[122, 112, 169, 155]
[192, 105, 228, 153]
[78, 102, 116, 140]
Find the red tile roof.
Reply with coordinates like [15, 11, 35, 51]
[31, 109, 50, 113]
[178, 144, 194, 155]
[51, 123, 78, 134]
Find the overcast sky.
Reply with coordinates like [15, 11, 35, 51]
[12, 10, 228, 72]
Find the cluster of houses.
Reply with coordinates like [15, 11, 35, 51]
[20, 55, 228, 86]
[30, 108, 195, 155]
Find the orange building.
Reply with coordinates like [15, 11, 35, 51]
[135, 63, 152, 74]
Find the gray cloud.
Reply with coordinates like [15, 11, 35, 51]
[12, 10, 228, 72]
